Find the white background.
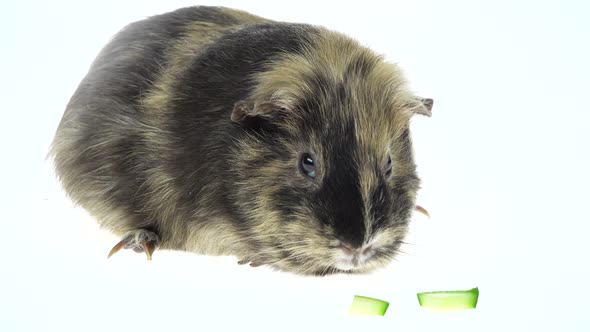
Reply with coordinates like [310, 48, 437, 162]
[1, 0, 589, 331]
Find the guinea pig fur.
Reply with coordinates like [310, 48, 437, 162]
[50, 6, 433, 276]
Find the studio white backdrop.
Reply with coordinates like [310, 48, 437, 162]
[1, 0, 588, 331]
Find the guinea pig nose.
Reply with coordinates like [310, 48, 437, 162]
[339, 242, 356, 256]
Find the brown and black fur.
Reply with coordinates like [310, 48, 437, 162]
[50, 6, 432, 276]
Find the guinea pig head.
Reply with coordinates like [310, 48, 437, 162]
[229, 51, 432, 275]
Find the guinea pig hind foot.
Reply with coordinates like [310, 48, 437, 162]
[107, 229, 159, 261]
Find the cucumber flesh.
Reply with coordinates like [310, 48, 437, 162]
[349, 295, 390, 316]
[417, 287, 479, 310]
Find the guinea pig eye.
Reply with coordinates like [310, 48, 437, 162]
[385, 156, 392, 176]
[300, 153, 316, 178]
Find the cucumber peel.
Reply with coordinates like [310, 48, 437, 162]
[417, 287, 479, 310]
[349, 295, 389, 316]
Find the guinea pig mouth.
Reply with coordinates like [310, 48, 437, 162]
[332, 243, 377, 271]
[334, 261, 359, 271]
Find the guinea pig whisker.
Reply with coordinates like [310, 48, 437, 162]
[394, 248, 412, 256]
[322, 264, 342, 276]
[298, 261, 322, 276]
[280, 243, 313, 251]
[253, 243, 309, 252]
[326, 266, 338, 275]
[380, 253, 399, 263]
[316, 264, 331, 276]
[278, 240, 311, 247]
[239, 234, 304, 243]
[271, 252, 309, 263]
[275, 246, 313, 257]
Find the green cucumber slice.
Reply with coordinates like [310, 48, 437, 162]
[417, 287, 479, 310]
[349, 295, 389, 316]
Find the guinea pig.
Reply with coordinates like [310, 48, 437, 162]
[50, 6, 433, 276]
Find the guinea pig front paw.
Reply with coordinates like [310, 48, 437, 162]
[107, 229, 159, 260]
[237, 258, 270, 268]
[237, 259, 261, 267]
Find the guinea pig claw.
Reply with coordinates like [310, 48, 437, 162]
[143, 242, 156, 261]
[107, 229, 159, 260]
[107, 240, 126, 258]
[415, 205, 430, 218]
[237, 259, 249, 265]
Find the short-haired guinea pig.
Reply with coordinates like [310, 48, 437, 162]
[50, 6, 433, 276]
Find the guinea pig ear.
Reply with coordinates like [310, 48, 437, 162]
[407, 97, 434, 117]
[231, 100, 293, 123]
